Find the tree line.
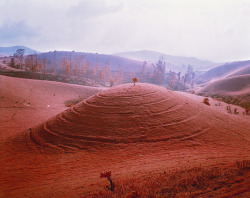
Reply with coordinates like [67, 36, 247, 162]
[9, 50, 195, 89]
[139, 57, 196, 90]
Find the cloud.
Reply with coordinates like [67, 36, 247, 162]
[0, 21, 39, 41]
[68, 0, 124, 18]
[0, 0, 250, 62]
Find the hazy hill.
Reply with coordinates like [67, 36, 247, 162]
[195, 60, 250, 84]
[114, 50, 218, 72]
[0, 53, 7, 57]
[197, 74, 250, 107]
[227, 65, 250, 78]
[38, 51, 144, 73]
[198, 74, 250, 95]
[0, 46, 39, 56]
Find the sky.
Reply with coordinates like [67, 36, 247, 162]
[0, 0, 250, 62]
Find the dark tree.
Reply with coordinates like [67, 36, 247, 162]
[10, 58, 16, 68]
[151, 57, 166, 84]
[14, 49, 25, 70]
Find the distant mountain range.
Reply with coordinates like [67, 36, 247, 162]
[0, 46, 39, 56]
[114, 50, 220, 72]
[4, 46, 248, 77]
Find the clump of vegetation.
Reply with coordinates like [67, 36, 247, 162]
[110, 78, 115, 87]
[10, 58, 16, 68]
[64, 97, 84, 107]
[84, 161, 250, 198]
[100, 170, 115, 192]
[243, 109, 249, 115]
[203, 97, 210, 106]
[200, 93, 250, 111]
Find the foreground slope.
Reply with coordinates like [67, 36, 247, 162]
[1, 82, 249, 197]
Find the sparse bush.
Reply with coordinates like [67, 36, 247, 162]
[64, 97, 84, 107]
[100, 170, 115, 192]
[203, 98, 210, 106]
[206, 94, 250, 110]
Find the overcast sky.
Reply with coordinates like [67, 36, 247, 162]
[0, 0, 250, 62]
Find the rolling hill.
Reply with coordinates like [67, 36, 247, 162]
[195, 60, 250, 84]
[227, 65, 250, 78]
[16, 83, 249, 152]
[0, 46, 39, 56]
[197, 74, 250, 109]
[197, 74, 250, 96]
[38, 51, 145, 73]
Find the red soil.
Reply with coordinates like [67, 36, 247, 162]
[0, 75, 104, 141]
[0, 77, 249, 197]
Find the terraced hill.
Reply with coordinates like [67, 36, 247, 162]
[8, 83, 249, 153]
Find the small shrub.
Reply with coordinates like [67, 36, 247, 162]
[203, 98, 210, 106]
[100, 170, 115, 192]
[64, 97, 84, 107]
